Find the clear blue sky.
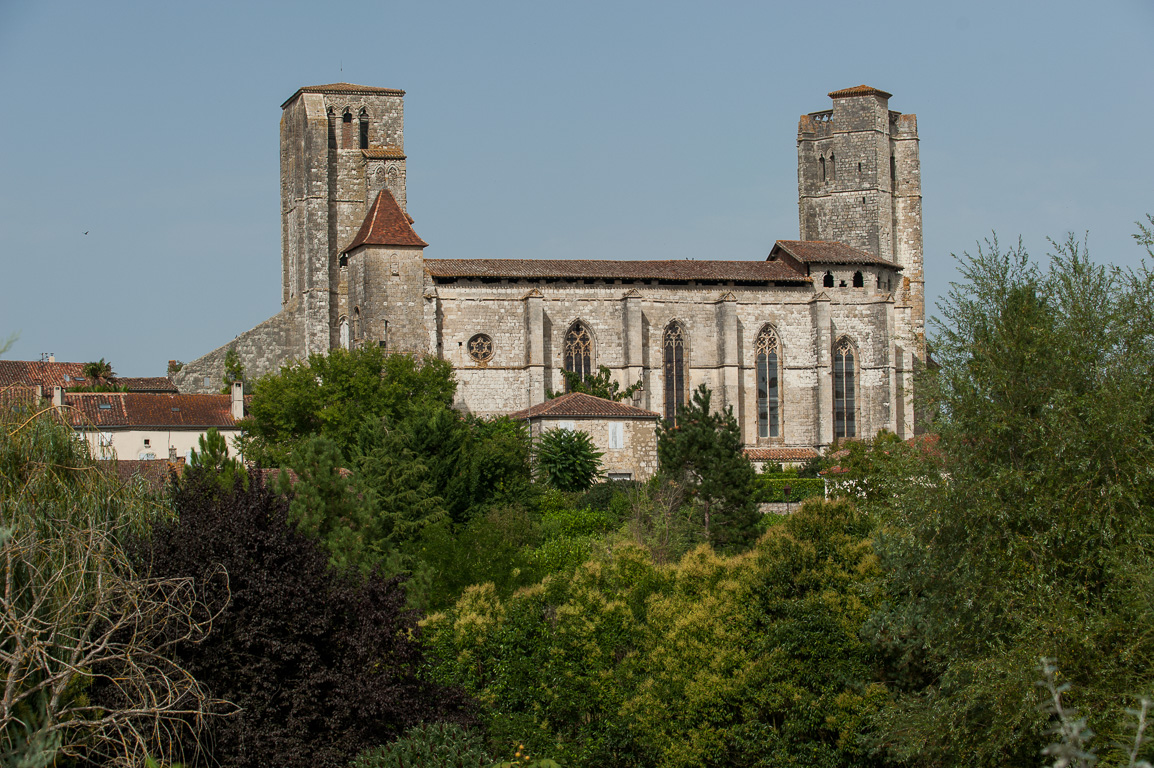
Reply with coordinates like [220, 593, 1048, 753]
[1, 0, 1151, 375]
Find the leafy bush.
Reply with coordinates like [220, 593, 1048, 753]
[139, 470, 473, 768]
[534, 428, 603, 492]
[351, 722, 491, 768]
[578, 479, 640, 513]
[751, 476, 824, 504]
[424, 498, 885, 768]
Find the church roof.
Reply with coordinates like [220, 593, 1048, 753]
[828, 85, 893, 100]
[771, 240, 902, 268]
[342, 189, 428, 252]
[509, 392, 660, 421]
[425, 258, 811, 283]
[281, 83, 405, 108]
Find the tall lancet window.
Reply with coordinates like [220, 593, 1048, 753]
[834, 337, 857, 439]
[756, 325, 781, 438]
[564, 322, 593, 386]
[663, 322, 686, 422]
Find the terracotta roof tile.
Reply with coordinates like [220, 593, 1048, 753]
[509, 392, 660, 421]
[828, 85, 893, 100]
[743, 447, 820, 461]
[772, 240, 901, 268]
[282, 83, 405, 108]
[0, 361, 176, 393]
[0, 385, 42, 410]
[117, 377, 178, 393]
[426, 259, 810, 283]
[0, 360, 88, 389]
[342, 188, 427, 252]
[362, 147, 405, 159]
[63, 393, 239, 429]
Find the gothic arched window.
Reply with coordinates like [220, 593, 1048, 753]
[756, 325, 781, 438]
[338, 317, 350, 350]
[564, 322, 593, 385]
[352, 306, 362, 342]
[359, 107, 369, 149]
[823, 271, 834, 288]
[829, 152, 836, 181]
[819, 155, 827, 182]
[663, 322, 686, 422]
[834, 338, 857, 439]
[852, 270, 864, 288]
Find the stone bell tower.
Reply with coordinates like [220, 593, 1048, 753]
[279, 83, 410, 355]
[797, 85, 924, 353]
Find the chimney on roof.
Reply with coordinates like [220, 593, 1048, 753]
[231, 380, 244, 419]
[52, 386, 63, 407]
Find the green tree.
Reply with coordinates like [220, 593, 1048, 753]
[81, 357, 114, 386]
[282, 434, 373, 572]
[534, 427, 604, 492]
[238, 347, 456, 466]
[657, 384, 758, 552]
[424, 498, 886, 768]
[548, 365, 642, 402]
[72, 357, 125, 392]
[187, 426, 247, 491]
[869, 233, 1154, 768]
[220, 346, 245, 394]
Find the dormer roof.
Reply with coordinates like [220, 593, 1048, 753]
[770, 240, 901, 269]
[342, 188, 427, 253]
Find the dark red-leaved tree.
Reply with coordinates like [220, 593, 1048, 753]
[134, 471, 473, 768]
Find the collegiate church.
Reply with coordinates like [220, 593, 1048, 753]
[174, 83, 926, 453]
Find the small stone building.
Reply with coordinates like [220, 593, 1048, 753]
[510, 392, 660, 482]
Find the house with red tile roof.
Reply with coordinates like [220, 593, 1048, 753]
[58, 381, 246, 462]
[0, 358, 178, 393]
[510, 392, 661, 481]
[172, 84, 926, 457]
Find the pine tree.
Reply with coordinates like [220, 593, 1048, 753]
[657, 384, 758, 552]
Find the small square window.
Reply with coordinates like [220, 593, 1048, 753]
[144, 438, 151, 447]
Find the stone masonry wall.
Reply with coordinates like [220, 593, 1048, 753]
[434, 275, 908, 449]
[530, 416, 658, 481]
[172, 309, 304, 394]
